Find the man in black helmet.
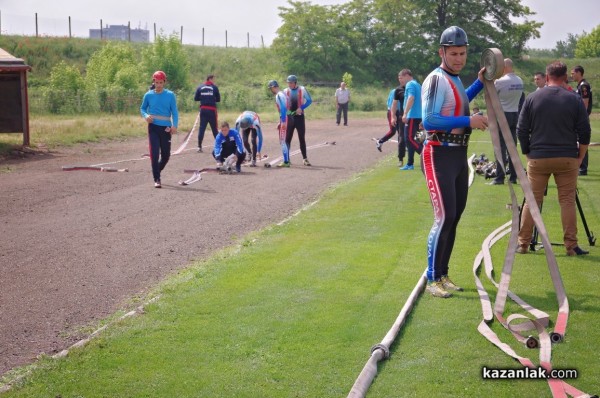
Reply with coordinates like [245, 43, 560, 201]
[420, 26, 488, 298]
[283, 75, 313, 166]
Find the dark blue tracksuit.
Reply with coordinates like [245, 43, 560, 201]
[194, 80, 220, 148]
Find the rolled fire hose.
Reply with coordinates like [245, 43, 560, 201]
[478, 48, 595, 398]
[348, 149, 480, 398]
[347, 271, 427, 398]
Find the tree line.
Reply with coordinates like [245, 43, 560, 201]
[6, 0, 600, 115]
[272, 0, 600, 84]
[272, 0, 542, 83]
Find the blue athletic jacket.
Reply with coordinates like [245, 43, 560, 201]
[214, 129, 245, 158]
[140, 89, 178, 128]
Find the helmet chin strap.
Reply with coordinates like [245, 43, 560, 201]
[441, 47, 458, 74]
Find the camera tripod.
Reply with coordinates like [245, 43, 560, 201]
[519, 186, 596, 252]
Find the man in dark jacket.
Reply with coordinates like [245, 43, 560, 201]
[194, 74, 221, 152]
[516, 61, 591, 256]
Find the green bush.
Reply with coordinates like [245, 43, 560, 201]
[44, 61, 86, 113]
[86, 42, 141, 92]
[141, 32, 190, 92]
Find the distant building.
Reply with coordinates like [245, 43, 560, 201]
[89, 25, 149, 43]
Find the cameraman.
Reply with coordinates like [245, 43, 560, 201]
[516, 61, 591, 256]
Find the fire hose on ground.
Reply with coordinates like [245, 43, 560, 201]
[347, 48, 596, 398]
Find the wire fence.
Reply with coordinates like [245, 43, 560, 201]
[0, 11, 268, 48]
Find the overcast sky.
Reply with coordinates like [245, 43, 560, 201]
[1, 0, 599, 49]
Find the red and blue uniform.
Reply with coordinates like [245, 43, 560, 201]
[421, 67, 483, 282]
[235, 111, 264, 162]
[274, 91, 289, 163]
[283, 85, 312, 161]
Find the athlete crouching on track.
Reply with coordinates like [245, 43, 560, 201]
[213, 121, 246, 173]
[140, 71, 179, 188]
[235, 111, 264, 167]
[421, 26, 488, 298]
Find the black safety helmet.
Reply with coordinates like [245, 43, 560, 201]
[286, 75, 298, 83]
[268, 80, 279, 88]
[440, 26, 469, 47]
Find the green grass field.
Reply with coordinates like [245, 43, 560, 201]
[1, 129, 598, 397]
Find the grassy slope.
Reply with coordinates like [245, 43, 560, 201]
[0, 35, 597, 153]
[2, 136, 598, 397]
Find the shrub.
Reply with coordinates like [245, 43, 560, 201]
[45, 61, 86, 113]
[141, 32, 190, 92]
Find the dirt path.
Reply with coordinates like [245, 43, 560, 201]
[0, 118, 392, 376]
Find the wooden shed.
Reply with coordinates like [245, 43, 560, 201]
[0, 48, 32, 146]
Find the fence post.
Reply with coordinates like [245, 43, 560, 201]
[225, 30, 228, 48]
[35, 13, 38, 37]
[180, 26, 183, 44]
[261, 35, 264, 48]
[247, 32, 250, 48]
[153, 22, 156, 41]
[100, 19, 103, 39]
[202, 28, 205, 46]
[128, 21, 131, 41]
[68, 16, 71, 38]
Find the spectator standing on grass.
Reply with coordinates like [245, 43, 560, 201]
[194, 74, 220, 152]
[516, 61, 591, 256]
[571, 65, 593, 176]
[235, 111, 263, 167]
[268, 80, 290, 166]
[397, 69, 423, 171]
[213, 121, 246, 173]
[534, 71, 546, 90]
[488, 58, 524, 185]
[421, 26, 488, 298]
[335, 81, 351, 126]
[140, 71, 178, 188]
[283, 75, 313, 167]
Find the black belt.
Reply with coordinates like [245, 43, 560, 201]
[426, 132, 470, 146]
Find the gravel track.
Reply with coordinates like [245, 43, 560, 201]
[0, 118, 392, 376]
